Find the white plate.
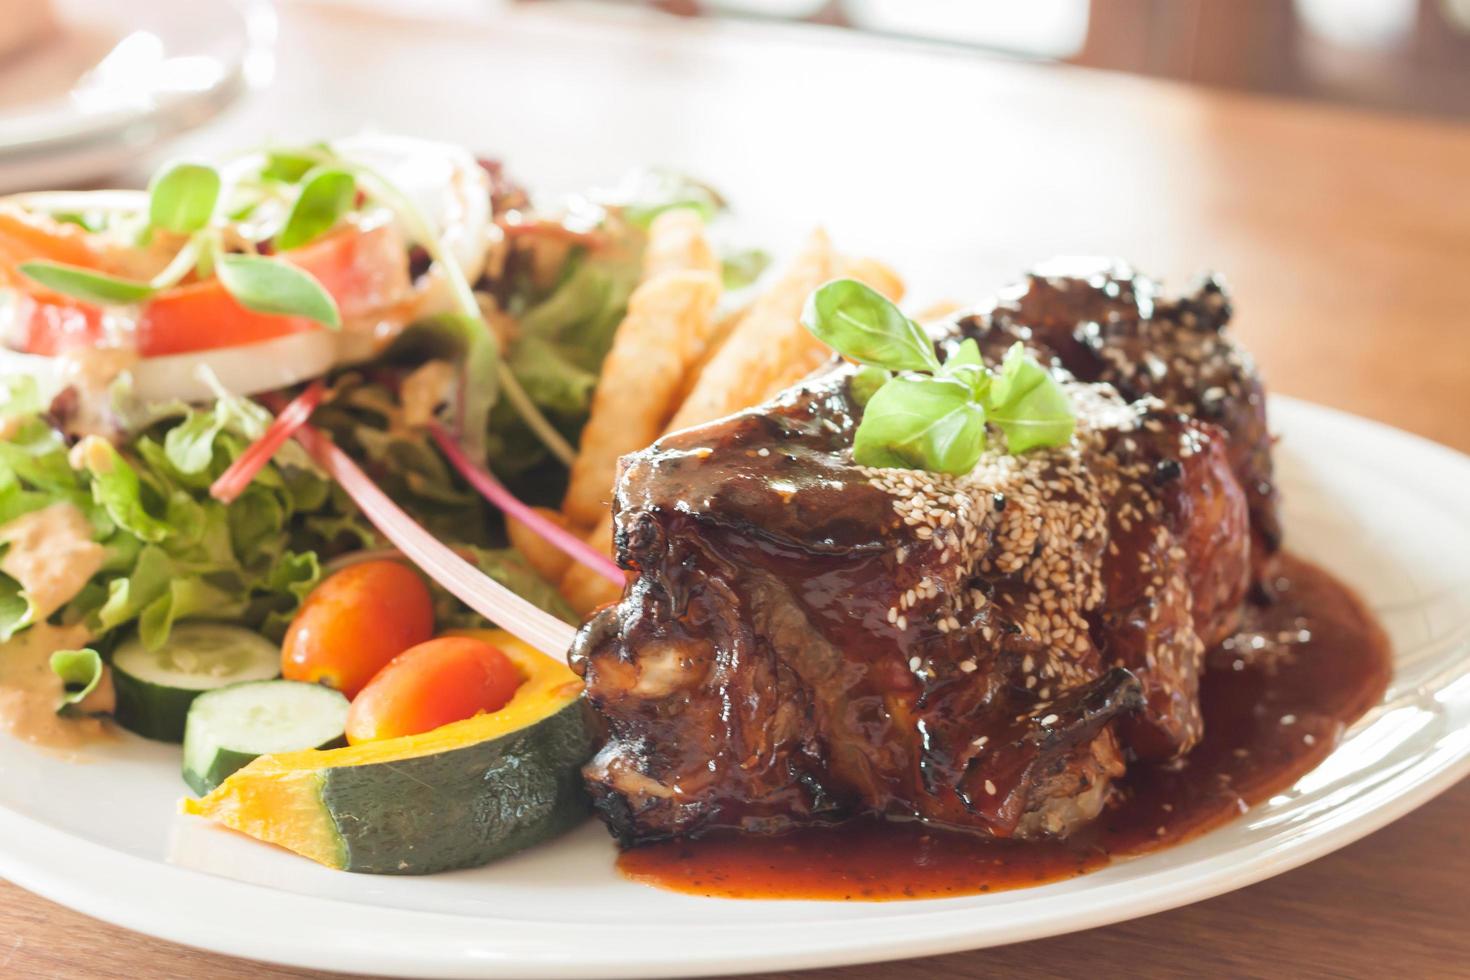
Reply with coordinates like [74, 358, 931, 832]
[1, 395, 1468, 979]
[0, 0, 271, 193]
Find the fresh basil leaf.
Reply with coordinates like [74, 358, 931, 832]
[986, 343, 1076, 453]
[940, 338, 992, 399]
[148, 162, 221, 234]
[276, 167, 356, 251]
[944, 338, 984, 371]
[802, 278, 940, 374]
[853, 375, 987, 475]
[50, 648, 104, 709]
[849, 366, 891, 408]
[17, 261, 156, 306]
[216, 254, 341, 328]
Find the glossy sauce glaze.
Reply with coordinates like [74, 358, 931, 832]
[617, 554, 1390, 900]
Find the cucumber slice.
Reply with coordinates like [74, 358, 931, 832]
[112, 623, 281, 742]
[183, 680, 349, 796]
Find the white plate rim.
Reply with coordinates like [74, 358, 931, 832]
[2, 394, 1469, 979]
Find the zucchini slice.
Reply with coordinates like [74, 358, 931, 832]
[113, 623, 281, 742]
[183, 681, 349, 796]
[182, 630, 592, 875]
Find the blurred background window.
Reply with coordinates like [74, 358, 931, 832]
[536, 0, 1470, 119]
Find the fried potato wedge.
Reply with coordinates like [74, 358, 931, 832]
[562, 211, 723, 528]
[560, 517, 619, 615]
[663, 229, 835, 433]
[506, 505, 576, 583]
[665, 234, 904, 433]
[642, 207, 720, 280]
[560, 238, 908, 614]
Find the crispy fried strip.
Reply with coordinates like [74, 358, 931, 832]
[560, 517, 618, 615]
[560, 238, 907, 613]
[642, 207, 720, 281]
[663, 230, 834, 433]
[506, 505, 576, 583]
[562, 211, 722, 528]
[563, 271, 721, 526]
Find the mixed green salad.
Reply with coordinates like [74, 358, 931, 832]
[0, 136, 742, 840]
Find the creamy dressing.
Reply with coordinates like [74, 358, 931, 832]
[0, 501, 105, 623]
[0, 621, 111, 748]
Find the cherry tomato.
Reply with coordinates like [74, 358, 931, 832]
[5, 220, 410, 357]
[282, 560, 435, 698]
[345, 637, 524, 744]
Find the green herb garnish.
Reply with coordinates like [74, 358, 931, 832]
[147, 162, 222, 234]
[275, 166, 356, 251]
[801, 278, 1076, 474]
[16, 157, 343, 329]
[16, 262, 157, 305]
[215, 253, 341, 329]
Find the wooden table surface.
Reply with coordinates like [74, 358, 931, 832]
[4, 2, 1469, 977]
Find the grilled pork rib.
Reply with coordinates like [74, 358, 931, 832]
[572, 258, 1272, 846]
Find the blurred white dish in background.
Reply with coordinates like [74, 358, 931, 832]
[0, 0, 272, 193]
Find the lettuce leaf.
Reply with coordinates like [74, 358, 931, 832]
[0, 568, 30, 642]
[0, 367, 586, 655]
[0, 396, 366, 650]
[50, 648, 104, 710]
[485, 247, 641, 498]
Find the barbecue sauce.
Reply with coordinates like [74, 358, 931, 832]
[617, 554, 1391, 900]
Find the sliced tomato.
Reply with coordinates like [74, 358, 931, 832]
[0, 208, 102, 283]
[4, 217, 410, 357]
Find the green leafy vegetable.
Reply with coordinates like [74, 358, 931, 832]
[801, 278, 941, 374]
[0, 376, 44, 418]
[852, 376, 987, 474]
[0, 396, 366, 650]
[260, 145, 329, 183]
[987, 342, 1076, 453]
[721, 247, 771, 291]
[148, 162, 221, 234]
[616, 169, 725, 228]
[17, 261, 156, 306]
[0, 571, 29, 643]
[215, 253, 341, 328]
[849, 366, 891, 408]
[75, 438, 174, 543]
[50, 648, 104, 709]
[276, 167, 356, 251]
[800, 279, 1076, 473]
